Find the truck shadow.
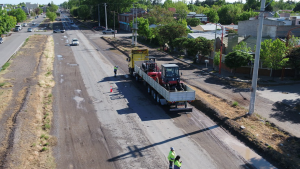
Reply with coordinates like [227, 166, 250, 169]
[110, 79, 183, 121]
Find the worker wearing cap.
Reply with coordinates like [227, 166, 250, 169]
[114, 66, 118, 76]
[168, 147, 176, 169]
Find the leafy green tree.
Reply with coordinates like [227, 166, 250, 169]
[213, 50, 220, 67]
[147, 5, 174, 25]
[294, 2, 300, 12]
[78, 5, 90, 21]
[173, 37, 213, 57]
[130, 17, 151, 39]
[48, 2, 59, 12]
[286, 46, 300, 78]
[204, 9, 219, 23]
[260, 39, 288, 77]
[188, 4, 198, 12]
[158, 22, 188, 49]
[243, 0, 260, 11]
[0, 10, 17, 35]
[218, 4, 243, 24]
[10, 8, 27, 23]
[46, 12, 57, 22]
[70, 6, 78, 17]
[225, 51, 252, 74]
[237, 10, 258, 21]
[187, 18, 201, 26]
[233, 41, 252, 53]
[35, 7, 42, 15]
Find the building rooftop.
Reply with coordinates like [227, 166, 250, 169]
[188, 32, 221, 40]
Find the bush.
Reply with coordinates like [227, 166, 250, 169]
[213, 51, 220, 66]
[187, 18, 201, 27]
[232, 101, 238, 107]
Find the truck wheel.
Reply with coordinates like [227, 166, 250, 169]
[147, 85, 151, 94]
[135, 74, 139, 81]
[185, 101, 187, 108]
[156, 94, 160, 104]
[153, 91, 157, 100]
[166, 84, 170, 91]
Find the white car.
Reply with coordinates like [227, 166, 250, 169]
[43, 15, 46, 18]
[32, 22, 36, 25]
[102, 29, 115, 34]
[71, 38, 79, 46]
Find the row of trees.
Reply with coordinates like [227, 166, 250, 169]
[222, 39, 300, 78]
[61, 0, 298, 29]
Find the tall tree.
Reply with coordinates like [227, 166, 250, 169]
[260, 39, 288, 77]
[10, 8, 27, 23]
[78, 5, 90, 21]
[158, 22, 188, 49]
[225, 51, 252, 74]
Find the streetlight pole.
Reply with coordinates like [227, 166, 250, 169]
[132, 4, 134, 45]
[248, 0, 266, 115]
[104, 3, 107, 30]
[114, 11, 115, 38]
[98, 4, 100, 27]
[218, 24, 224, 75]
[135, 7, 138, 46]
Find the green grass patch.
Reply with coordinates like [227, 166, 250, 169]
[232, 101, 238, 107]
[40, 134, 46, 139]
[48, 93, 52, 98]
[44, 123, 51, 130]
[41, 147, 48, 152]
[45, 71, 52, 77]
[0, 83, 6, 87]
[23, 38, 30, 46]
[1, 62, 10, 71]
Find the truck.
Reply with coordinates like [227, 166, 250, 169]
[15, 25, 22, 31]
[127, 49, 195, 112]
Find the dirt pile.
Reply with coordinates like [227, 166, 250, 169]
[0, 35, 56, 168]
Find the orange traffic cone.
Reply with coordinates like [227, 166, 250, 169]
[110, 86, 113, 92]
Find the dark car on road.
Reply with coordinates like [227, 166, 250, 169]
[53, 29, 60, 33]
[27, 28, 33, 32]
[14, 28, 20, 32]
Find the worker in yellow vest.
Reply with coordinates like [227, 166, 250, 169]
[114, 66, 118, 77]
[168, 147, 176, 169]
[174, 155, 182, 169]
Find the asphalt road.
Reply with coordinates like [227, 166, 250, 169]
[49, 12, 276, 168]
[0, 14, 50, 68]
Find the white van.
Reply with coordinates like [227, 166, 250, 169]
[15, 25, 22, 30]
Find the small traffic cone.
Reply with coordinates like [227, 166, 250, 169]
[110, 86, 113, 92]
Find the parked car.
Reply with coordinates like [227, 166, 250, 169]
[43, 15, 46, 18]
[23, 23, 27, 27]
[93, 26, 106, 31]
[102, 29, 115, 34]
[0, 37, 3, 44]
[53, 29, 61, 33]
[15, 25, 22, 30]
[71, 38, 79, 46]
[32, 22, 36, 25]
[61, 29, 65, 33]
[27, 28, 33, 32]
[14, 28, 20, 32]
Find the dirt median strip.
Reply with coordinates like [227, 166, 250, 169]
[0, 35, 56, 168]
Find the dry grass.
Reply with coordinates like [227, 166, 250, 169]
[189, 85, 300, 166]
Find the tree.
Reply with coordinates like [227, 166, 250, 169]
[243, 0, 260, 11]
[10, 8, 27, 23]
[233, 41, 252, 53]
[286, 46, 300, 78]
[0, 10, 17, 35]
[187, 18, 201, 26]
[46, 12, 57, 22]
[260, 39, 288, 77]
[237, 10, 258, 22]
[293, 2, 300, 12]
[147, 5, 174, 25]
[204, 9, 219, 23]
[78, 5, 90, 21]
[213, 50, 220, 68]
[35, 7, 42, 15]
[158, 22, 188, 49]
[48, 2, 59, 12]
[130, 17, 151, 40]
[225, 51, 252, 74]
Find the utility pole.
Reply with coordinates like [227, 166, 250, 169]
[104, 3, 107, 30]
[135, 7, 138, 46]
[114, 11, 115, 38]
[213, 22, 217, 69]
[218, 24, 224, 75]
[248, 0, 266, 115]
[98, 4, 100, 27]
[132, 4, 134, 45]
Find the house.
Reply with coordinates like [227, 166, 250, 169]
[187, 12, 208, 21]
[118, 8, 146, 31]
[197, 23, 221, 32]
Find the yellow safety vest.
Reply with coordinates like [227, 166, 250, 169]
[168, 151, 176, 161]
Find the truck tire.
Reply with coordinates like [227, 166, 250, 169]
[135, 74, 139, 81]
[156, 94, 160, 104]
[147, 85, 151, 94]
[185, 101, 187, 108]
[153, 91, 157, 100]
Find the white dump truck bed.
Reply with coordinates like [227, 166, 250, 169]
[134, 64, 195, 102]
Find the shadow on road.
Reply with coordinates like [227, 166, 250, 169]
[107, 125, 219, 162]
[271, 99, 300, 124]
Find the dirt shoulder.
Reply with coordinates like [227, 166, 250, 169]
[102, 36, 300, 169]
[0, 35, 56, 168]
